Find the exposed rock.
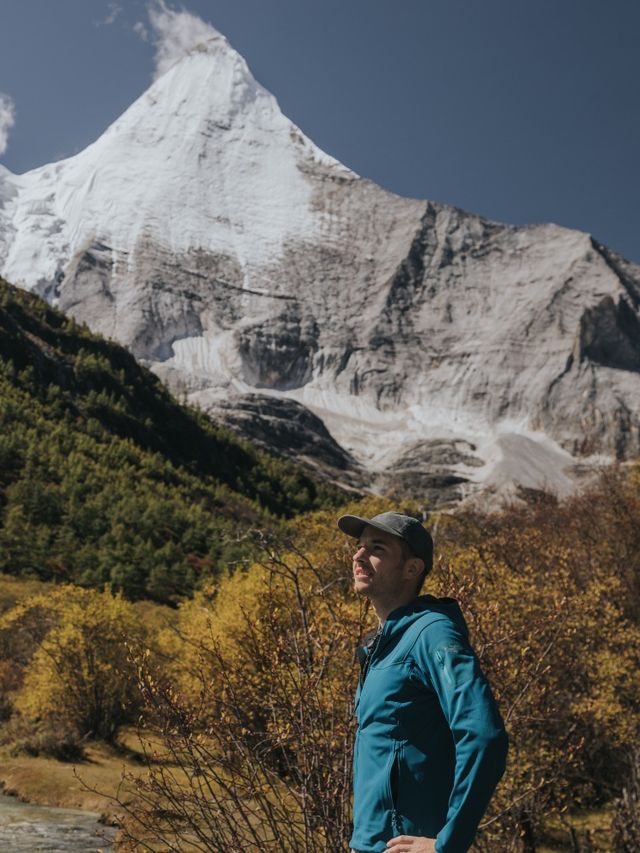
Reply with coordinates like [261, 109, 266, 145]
[1, 30, 640, 504]
[208, 394, 365, 490]
[375, 439, 483, 508]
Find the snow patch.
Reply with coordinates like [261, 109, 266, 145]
[0, 36, 347, 288]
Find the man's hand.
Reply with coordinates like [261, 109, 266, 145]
[386, 836, 437, 852]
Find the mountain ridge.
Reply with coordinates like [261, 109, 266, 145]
[1, 30, 639, 505]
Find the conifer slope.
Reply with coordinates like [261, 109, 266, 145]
[0, 278, 343, 602]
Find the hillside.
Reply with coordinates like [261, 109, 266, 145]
[0, 277, 344, 602]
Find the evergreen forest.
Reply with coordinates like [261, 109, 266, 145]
[0, 277, 343, 603]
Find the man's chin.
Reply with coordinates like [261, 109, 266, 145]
[353, 579, 372, 596]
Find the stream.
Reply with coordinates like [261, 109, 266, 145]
[0, 794, 117, 851]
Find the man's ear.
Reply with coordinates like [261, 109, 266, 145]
[404, 557, 425, 579]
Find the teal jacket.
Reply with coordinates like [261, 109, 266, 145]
[351, 596, 508, 853]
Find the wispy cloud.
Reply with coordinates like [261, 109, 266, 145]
[133, 20, 150, 42]
[0, 93, 16, 158]
[97, 1, 123, 27]
[143, 1, 220, 80]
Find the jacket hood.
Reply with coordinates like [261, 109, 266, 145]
[378, 594, 469, 647]
[357, 596, 470, 663]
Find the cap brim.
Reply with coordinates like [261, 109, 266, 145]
[337, 514, 404, 541]
[337, 514, 369, 538]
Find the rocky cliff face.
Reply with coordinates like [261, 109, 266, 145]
[1, 28, 639, 505]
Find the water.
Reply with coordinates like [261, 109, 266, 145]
[0, 795, 117, 852]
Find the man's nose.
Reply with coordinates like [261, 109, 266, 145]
[354, 544, 368, 560]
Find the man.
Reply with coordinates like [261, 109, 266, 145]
[337, 511, 508, 853]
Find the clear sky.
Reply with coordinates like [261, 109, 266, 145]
[1, 0, 638, 263]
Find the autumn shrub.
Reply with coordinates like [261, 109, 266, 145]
[7, 716, 87, 762]
[436, 465, 640, 848]
[159, 497, 397, 706]
[432, 534, 640, 850]
[2, 586, 144, 742]
[116, 517, 369, 851]
[0, 659, 21, 722]
[116, 476, 640, 851]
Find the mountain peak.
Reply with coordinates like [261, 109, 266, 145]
[3, 23, 639, 506]
[0, 27, 353, 293]
[142, 30, 273, 132]
[175, 32, 232, 62]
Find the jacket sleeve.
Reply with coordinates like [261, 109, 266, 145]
[412, 618, 508, 853]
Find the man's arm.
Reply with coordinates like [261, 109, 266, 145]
[413, 619, 508, 853]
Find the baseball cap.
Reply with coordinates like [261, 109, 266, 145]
[337, 511, 433, 574]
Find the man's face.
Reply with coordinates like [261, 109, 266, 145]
[352, 525, 407, 600]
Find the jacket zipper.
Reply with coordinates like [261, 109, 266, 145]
[390, 749, 402, 836]
[359, 626, 383, 687]
[392, 808, 402, 837]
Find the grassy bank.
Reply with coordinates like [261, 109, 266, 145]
[0, 735, 139, 815]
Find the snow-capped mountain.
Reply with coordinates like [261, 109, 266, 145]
[2, 28, 639, 505]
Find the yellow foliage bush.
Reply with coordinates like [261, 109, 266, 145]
[121, 472, 640, 850]
[3, 586, 143, 741]
[162, 495, 401, 707]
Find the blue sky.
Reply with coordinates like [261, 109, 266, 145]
[1, 0, 638, 262]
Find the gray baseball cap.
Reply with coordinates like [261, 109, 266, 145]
[337, 511, 433, 574]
